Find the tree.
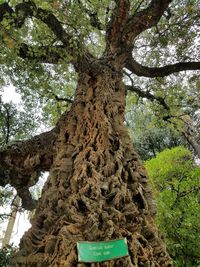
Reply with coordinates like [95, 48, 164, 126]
[124, 63, 200, 158]
[1, 196, 21, 248]
[145, 146, 200, 266]
[0, 1, 200, 266]
[0, 99, 38, 148]
[125, 104, 187, 160]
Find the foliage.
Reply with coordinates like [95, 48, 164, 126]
[0, 0, 199, 151]
[0, 186, 14, 208]
[0, 0, 200, 265]
[0, 99, 38, 148]
[126, 104, 187, 160]
[0, 244, 17, 267]
[0, 0, 199, 130]
[145, 146, 200, 266]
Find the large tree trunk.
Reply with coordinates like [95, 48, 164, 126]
[12, 65, 172, 266]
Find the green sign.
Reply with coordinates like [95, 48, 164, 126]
[77, 239, 129, 262]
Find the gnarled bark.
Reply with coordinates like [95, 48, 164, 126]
[3, 1, 195, 266]
[12, 64, 172, 266]
[0, 128, 57, 209]
[180, 115, 200, 159]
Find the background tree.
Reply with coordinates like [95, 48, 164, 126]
[125, 103, 187, 160]
[145, 146, 200, 267]
[1, 196, 20, 248]
[0, 0, 200, 266]
[125, 67, 200, 158]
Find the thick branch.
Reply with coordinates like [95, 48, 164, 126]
[123, 0, 173, 45]
[106, 0, 130, 52]
[35, 8, 71, 46]
[125, 58, 200, 77]
[0, 128, 57, 209]
[0, 1, 71, 46]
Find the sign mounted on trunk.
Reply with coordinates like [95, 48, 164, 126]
[77, 238, 129, 262]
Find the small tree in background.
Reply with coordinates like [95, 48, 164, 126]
[125, 105, 187, 160]
[145, 146, 200, 267]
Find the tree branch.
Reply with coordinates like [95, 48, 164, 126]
[106, 0, 130, 52]
[126, 84, 170, 109]
[0, 1, 71, 46]
[125, 70, 200, 158]
[179, 186, 200, 198]
[125, 58, 200, 77]
[0, 127, 57, 209]
[124, 71, 169, 109]
[123, 0, 173, 45]
[2, 104, 11, 145]
[172, 186, 200, 208]
[0, 1, 80, 63]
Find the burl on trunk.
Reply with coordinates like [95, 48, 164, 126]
[12, 64, 172, 267]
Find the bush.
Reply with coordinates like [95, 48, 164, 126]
[145, 146, 200, 267]
[0, 245, 17, 267]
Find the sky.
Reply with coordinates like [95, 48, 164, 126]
[1, 85, 21, 103]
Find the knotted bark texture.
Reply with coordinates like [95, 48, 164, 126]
[12, 67, 173, 267]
